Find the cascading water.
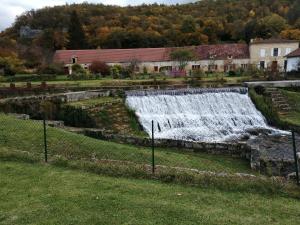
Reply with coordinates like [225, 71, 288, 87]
[126, 88, 281, 142]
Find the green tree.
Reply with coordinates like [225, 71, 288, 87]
[260, 14, 287, 36]
[67, 11, 88, 49]
[181, 16, 197, 33]
[170, 49, 194, 70]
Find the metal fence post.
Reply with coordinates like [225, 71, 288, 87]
[43, 116, 48, 163]
[152, 120, 155, 174]
[292, 130, 299, 185]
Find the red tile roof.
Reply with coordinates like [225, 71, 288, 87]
[53, 44, 250, 64]
[250, 38, 299, 44]
[53, 48, 174, 64]
[286, 48, 300, 58]
[195, 44, 249, 60]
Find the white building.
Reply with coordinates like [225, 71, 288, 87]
[286, 48, 300, 72]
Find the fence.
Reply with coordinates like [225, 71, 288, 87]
[0, 114, 166, 175]
[0, 113, 299, 184]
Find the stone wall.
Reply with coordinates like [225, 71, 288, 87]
[83, 129, 252, 159]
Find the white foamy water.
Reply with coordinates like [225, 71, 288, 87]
[126, 88, 281, 142]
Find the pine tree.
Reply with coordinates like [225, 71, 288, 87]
[67, 11, 88, 49]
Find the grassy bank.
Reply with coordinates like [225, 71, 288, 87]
[249, 88, 300, 129]
[280, 89, 300, 127]
[0, 113, 253, 174]
[0, 161, 299, 225]
[248, 88, 283, 127]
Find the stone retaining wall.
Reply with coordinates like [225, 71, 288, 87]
[0, 90, 110, 104]
[83, 129, 252, 159]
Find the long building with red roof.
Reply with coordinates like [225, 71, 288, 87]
[53, 39, 299, 75]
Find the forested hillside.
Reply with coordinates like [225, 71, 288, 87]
[1, 0, 300, 68]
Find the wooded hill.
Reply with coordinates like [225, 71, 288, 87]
[1, 0, 300, 68]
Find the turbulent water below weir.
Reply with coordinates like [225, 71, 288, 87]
[126, 88, 283, 142]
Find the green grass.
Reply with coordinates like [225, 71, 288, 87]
[0, 113, 254, 174]
[67, 97, 121, 108]
[0, 161, 299, 225]
[0, 75, 253, 88]
[280, 90, 300, 126]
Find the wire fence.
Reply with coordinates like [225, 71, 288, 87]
[0, 113, 157, 172]
[0, 112, 299, 184]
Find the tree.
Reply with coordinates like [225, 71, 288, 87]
[181, 16, 197, 33]
[170, 49, 194, 70]
[0, 56, 23, 76]
[67, 11, 88, 49]
[89, 61, 110, 75]
[260, 14, 287, 36]
[280, 29, 300, 40]
[287, 0, 300, 24]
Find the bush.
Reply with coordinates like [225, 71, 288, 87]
[110, 65, 121, 79]
[0, 56, 23, 76]
[191, 68, 204, 80]
[69, 64, 91, 80]
[89, 61, 110, 76]
[228, 70, 236, 77]
[37, 63, 64, 75]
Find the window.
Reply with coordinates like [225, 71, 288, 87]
[228, 55, 232, 59]
[208, 64, 217, 71]
[241, 64, 248, 69]
[71, 57, 77, 64]
[260, 49, 266, 57]
[284, 60, 287, 71]
[154, 66, 159, 72]
[192, 65, 200, 70]
[224, 64, 236, 72]
[260, 61, 265, 69]
[273, 48, 279, 57]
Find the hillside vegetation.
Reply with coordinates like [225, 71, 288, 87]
[1, 0, 300, 68]
[0, 161, 300, 225]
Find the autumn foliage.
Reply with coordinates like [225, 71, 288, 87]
[89, 61, 110, 75]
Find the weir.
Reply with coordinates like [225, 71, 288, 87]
[126, 87, 282, 142]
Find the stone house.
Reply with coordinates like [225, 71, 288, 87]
[53, 39, 299, 75]
[286, 48, 300, 72]
[249, 39, 299, 72]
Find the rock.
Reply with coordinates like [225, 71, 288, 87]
[9, 113, 30, 120]
[287, 172, 297, 180]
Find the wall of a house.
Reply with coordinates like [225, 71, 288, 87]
[249, 42, 299, 71]
[286, 57, 300, 72]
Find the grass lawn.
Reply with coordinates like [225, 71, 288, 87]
[67, 96, 121, 108]
[0, 161, 299, 225]
[280, 89, 300, 126]
[0, 114, 254, 174]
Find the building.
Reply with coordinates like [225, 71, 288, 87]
[249, 39, 299, 72]
[53, 39, 299, 75]
[286, 48, 300, 72]
[193, 44, 249, 72]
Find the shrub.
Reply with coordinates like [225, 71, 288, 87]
[0, 56, 23, 76]
[228, 70, 236, 77]
[89, 61, 110, 76]
[243, 64, 266, 78]
[110, 65, 121, 79]
[37, 63, 64, 75]
[120, 66, 132, 79]
[143, 66, 148, 75]
[69, 64, 91, 80]
[191, 68, 204, 80]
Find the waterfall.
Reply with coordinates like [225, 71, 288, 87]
[126, 88, 281, 142]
